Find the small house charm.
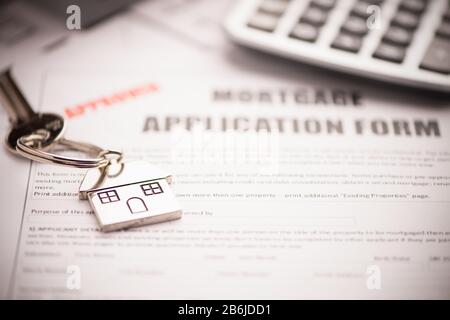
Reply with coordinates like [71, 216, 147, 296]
[79, 161, 182, 232]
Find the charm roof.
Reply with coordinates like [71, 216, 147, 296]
[79, 161, 170, 199]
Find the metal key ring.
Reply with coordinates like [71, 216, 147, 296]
[16, 133, 119, 168]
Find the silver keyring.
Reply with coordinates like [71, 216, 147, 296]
[16, 133, 121, 168]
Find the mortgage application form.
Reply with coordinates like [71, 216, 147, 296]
[3, 68, 449, 299]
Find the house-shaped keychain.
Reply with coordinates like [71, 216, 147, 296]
[79, 161, 182, 232]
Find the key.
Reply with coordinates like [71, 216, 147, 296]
[373, 42, 406, 63]
[341, 15, 369, 36]
[0, 69, 65, 153]
[351, 1, 374, 19]
[0, 14, 33, 45]
[290, 22, 320, 42]
[436, 20, 450, 39]
[392, 10, 420, 30]
[0, 70, 181, 232]
[247, 11, 280, 32]
[383, 25, 413, 46]
[259, 0, 290, 16]
[311, 0, 336, 11]
[301, 6, 328, 26]
[420, 37, 450, 74]
[0, 70, 182, 232]
[445, 7, 450, 21]
[331, 32, 363, 53]
[399, 0, 427, 15]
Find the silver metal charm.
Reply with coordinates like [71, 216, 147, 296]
[0, 68, 182, 232]
[79, 160, 182, 232]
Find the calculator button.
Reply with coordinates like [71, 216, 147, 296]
[0, 15, 33, 45]
[383, 26, 413, 46]
[351, 1, 374, 19]
[444, 7, 450, 21]
[342, 15, 369, 36]
[436, 21, 450, 39]
[301, 6, 328, 26]
[365, 0, 384, 4]
[420, 37, 450, 74]
[392, 10, 420, 30]
[311, 0, 336, 10]
[373, 42, 406, 63]
[247, 12, 279, 32]
[290, 23, 319, 42]
[332, 32, 363, 53]
[259, 0, 290, 16]
[399, 0, 427, 14]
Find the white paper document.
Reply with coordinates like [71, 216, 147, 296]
[4, 69, 450, 299]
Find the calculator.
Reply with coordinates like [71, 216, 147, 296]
[224, 0, 450, 93]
